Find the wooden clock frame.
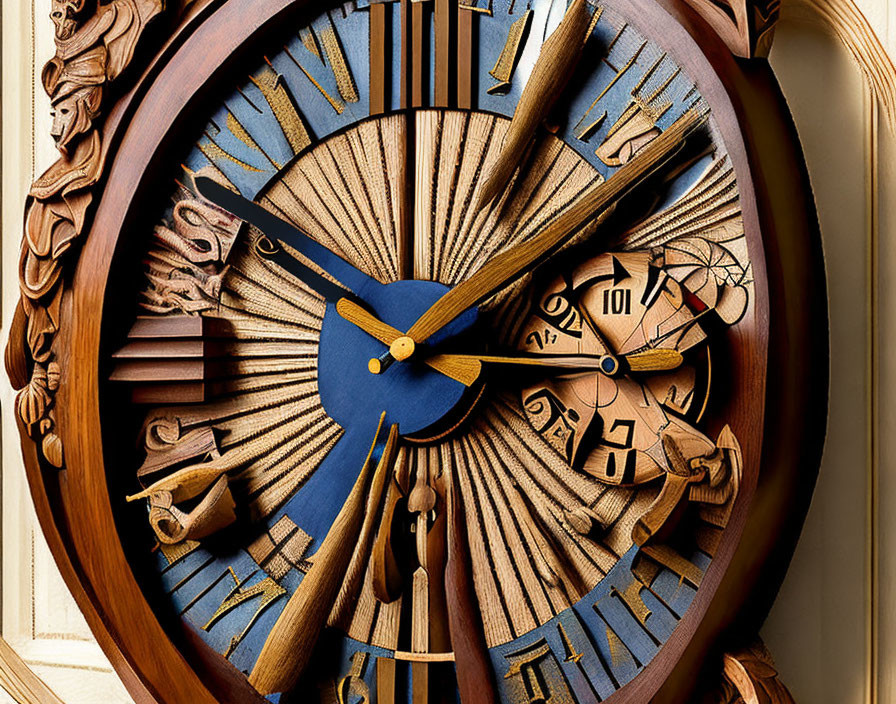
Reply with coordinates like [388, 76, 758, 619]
[6, 0, 828, 702]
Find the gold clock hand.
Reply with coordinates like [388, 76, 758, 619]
[476, 0, 595, 210]
[626, 349, 685, 372]
[405, 109, 705, 351]
[335, 298, 482, 386]
[249, 416, 398, 695]
[428, 349, 684, 375]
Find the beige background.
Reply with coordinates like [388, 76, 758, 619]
[0, 1, 893, 702]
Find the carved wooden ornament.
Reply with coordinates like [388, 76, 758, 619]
[6, 1, 827, 703]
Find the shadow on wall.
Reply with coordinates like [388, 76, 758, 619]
[762, 18, 886, 704]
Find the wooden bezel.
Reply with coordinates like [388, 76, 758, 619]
[13, 0, 827, 702]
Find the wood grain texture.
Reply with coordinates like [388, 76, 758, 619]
[434, 0, 453, 107]
[29, 0, 825, 703]
[370, 2, 388, 115]
[264, 114, 407, 284]
[457, 5, 474, 109]
[445, 453, 498, 704]
[412, 0, 425, 108]
[407, 109, 703, 346]
[412, 110, 599, 289]
[475, 0, 596, 209]
[249, 420, 397, 694]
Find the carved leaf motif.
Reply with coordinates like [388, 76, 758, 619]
[6, 0, 165, 467]
[17, 366, 51, 428]
[681, 0, 780, 58]
[42, 432, 65, 469]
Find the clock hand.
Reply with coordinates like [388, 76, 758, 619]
[403, 108, 705, 355]
[427, 348, 684, 376]
[249, 415, 398, 695]
[476, 0, 595, 210]
[194, 176, 380, 301]
[335, 298, 482, 386]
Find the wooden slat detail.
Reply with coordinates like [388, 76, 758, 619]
[411, 0, 426, 107]
[450, 436, 516, 647]
[370, 2, 388, 114]
[110, 359, 205, 383]
[132, 383, 206, 405]
[435, 0, 453, 107]
[113, 340, 205, 359]
[127, 315, 204, 338]
[457, 5, 474, 109]
[400, 0, 411, 109]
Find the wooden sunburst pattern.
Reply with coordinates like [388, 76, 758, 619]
[112, 102, 754, 700]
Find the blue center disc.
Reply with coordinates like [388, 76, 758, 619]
[317, 280, 479, 437]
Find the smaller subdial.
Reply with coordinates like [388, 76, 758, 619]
[517, 250, 740, 546]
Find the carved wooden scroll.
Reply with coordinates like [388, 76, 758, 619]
[718, 641, 797, 703]
[5, 0, 165, 467]
[681, 0, 780, 58]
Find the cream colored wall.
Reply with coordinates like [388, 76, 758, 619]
[0, 1, 892, 703]
[762, 3, 894, 703]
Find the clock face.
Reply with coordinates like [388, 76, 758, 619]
[109, 1, 761, 701]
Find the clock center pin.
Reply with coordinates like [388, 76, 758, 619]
[390, 336, 416, 362]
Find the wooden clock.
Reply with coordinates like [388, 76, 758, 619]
[6, 0, 828, 703]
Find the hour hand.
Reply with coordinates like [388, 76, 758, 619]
[428, 349, 684, 376]
[194, 176, 380, 301]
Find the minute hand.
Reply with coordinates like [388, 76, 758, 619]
[406, 109, 704, 347]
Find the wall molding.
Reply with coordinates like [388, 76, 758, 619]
[787, 0, 896, 132]
[0, 636, 63, 704]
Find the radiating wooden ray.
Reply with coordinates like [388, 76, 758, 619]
[135, 208, 342, 523]
[332, 447, 411, 650]
[413, 110, 603, 287]
[442, 394, 659, 648]
[263, 114, 407, 284]
[620, 157, 743, 251]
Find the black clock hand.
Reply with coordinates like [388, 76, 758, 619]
[195, 177, 381, 302]
[251, 235, 361, 304]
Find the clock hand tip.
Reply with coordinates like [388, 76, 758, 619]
[192, 175, 237, 207]
[192, 175, 214, 196]
[192, 175, 232, 209]
[474, 176, 502, 214]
